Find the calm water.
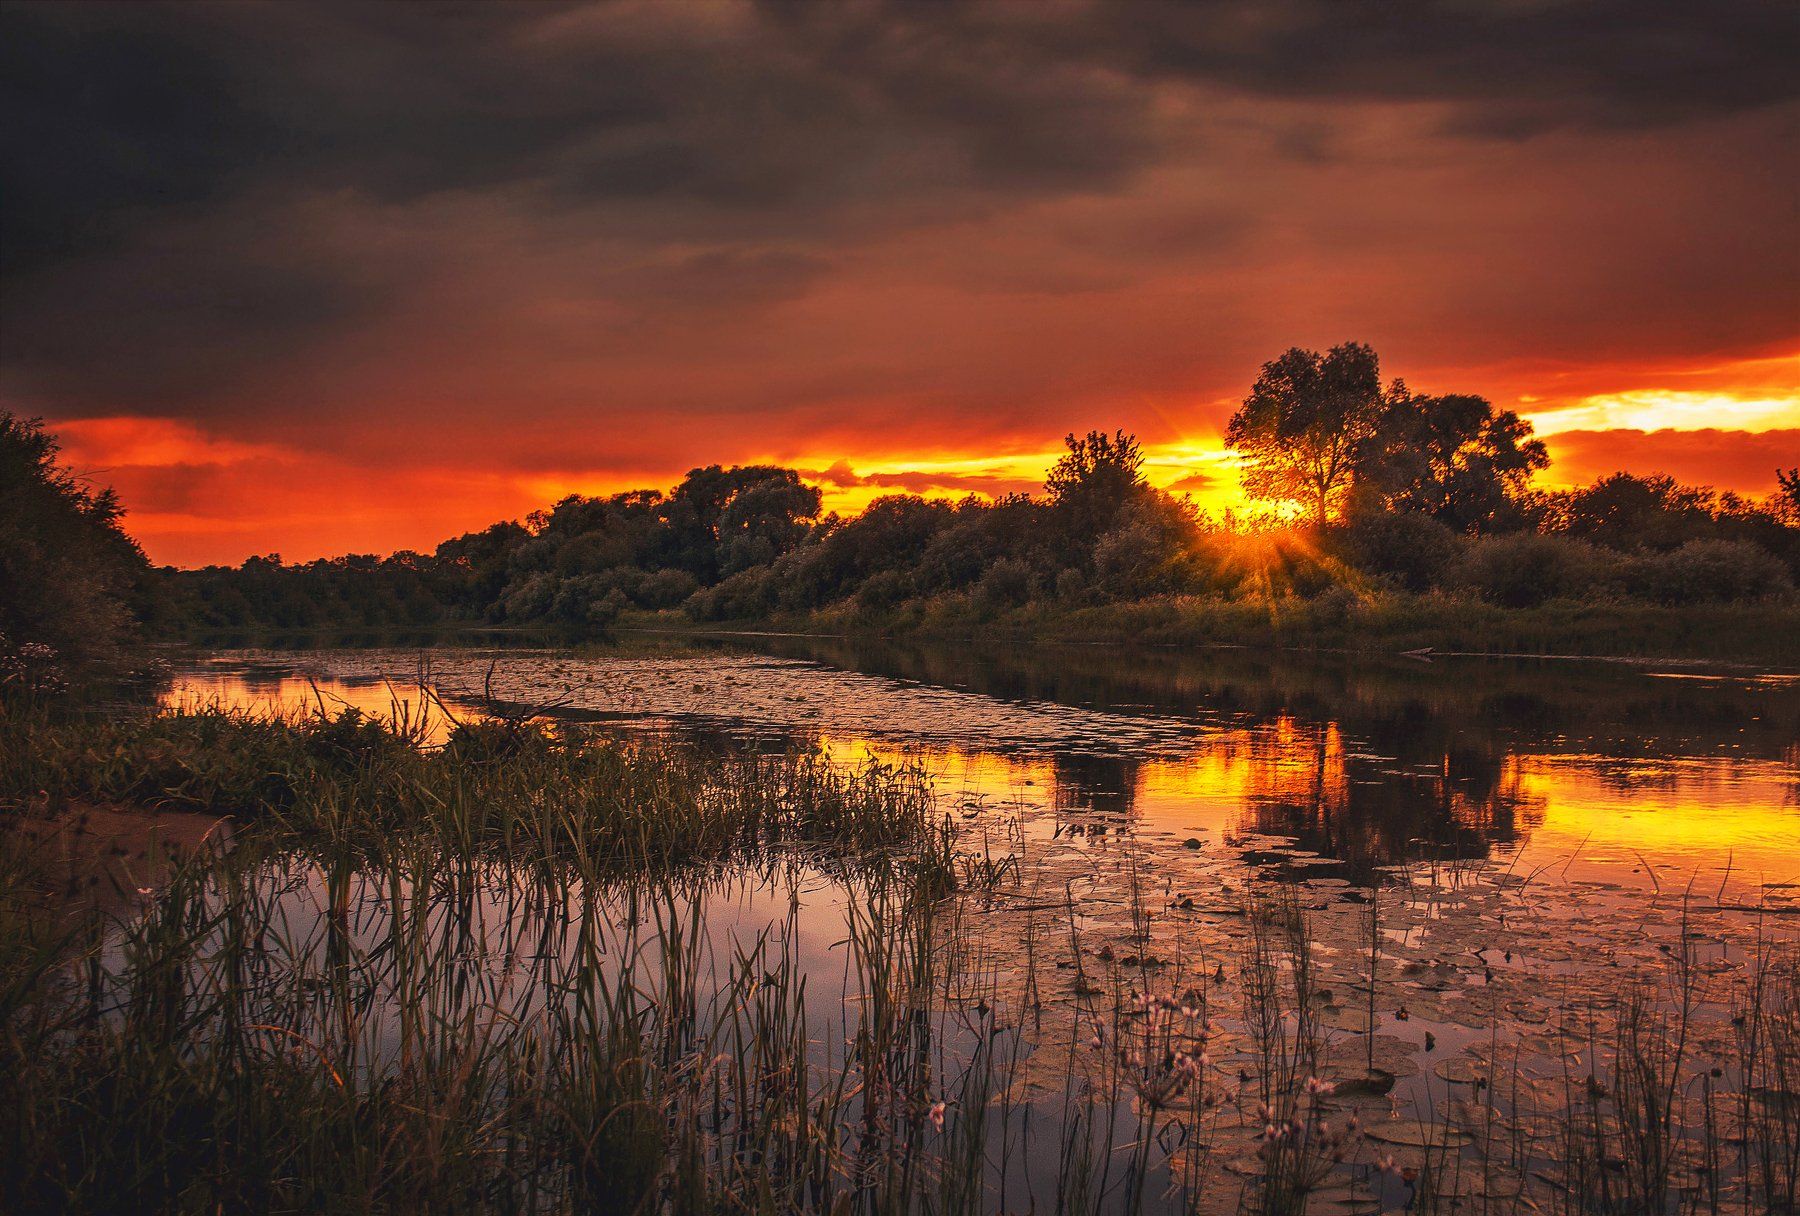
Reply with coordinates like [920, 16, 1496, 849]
[158, 633, 1800, 1211]
[165, 633, 1800, 893]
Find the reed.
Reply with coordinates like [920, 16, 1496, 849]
[4, 696, 1797, 1214]
[1, 700, 943, 873]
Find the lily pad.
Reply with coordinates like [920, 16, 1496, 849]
[1364, 1119, 1473, 1149]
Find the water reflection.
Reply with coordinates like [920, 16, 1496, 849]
[140, 635, 1800, 1212]
[161, 634, 1800, 890]
[741, 634, 1798, 886]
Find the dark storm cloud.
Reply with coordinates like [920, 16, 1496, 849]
[8, 0, 1792, 269]
[1047, 0, 1800, 135]
[2, 0, 1794, 417]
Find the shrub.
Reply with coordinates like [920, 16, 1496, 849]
[1451, 534, 1612, 608]
[1054, 567, 1089, 603]
[499, 572, 558, 621]
[1621, 539, 1793, 605]
[1093, 522, 1179, 599]
[685, 566, 779, 621]
[1319, 583, 1361, 624]
[634, 568, 700, 610]
[854, 568, 911, 613]
[1333, 510, 1463, 593]
[0, 413, 150, 690]
[971, 557, 1036, 614]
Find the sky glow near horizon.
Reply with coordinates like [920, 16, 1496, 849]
[3, 1, 1796, 566]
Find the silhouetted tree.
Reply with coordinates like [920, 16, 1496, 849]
[1777, 467, 1800, 523]
[1045, 429, 1148, 546]
[1359, 389, 1548, 533]
[97, 389, 1793, 634]
[0, 412, 150, 690]
[715, 469, 822, 576]
[665, 465, 822, 580]
[1226, 343, 1384, 525]
[1550, 473, 1717, 550]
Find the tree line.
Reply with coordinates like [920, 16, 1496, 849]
[4, 343, 1797, 687]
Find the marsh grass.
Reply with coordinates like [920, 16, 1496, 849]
[0, 846, 960, 1212]
[3, 697, 1797, 1214]
[0, 696, 976, 1212]
[1, 699, 943, 873]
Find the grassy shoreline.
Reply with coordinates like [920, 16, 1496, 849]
[0, 700, 963, 1212]
[1, 701, 945, 872]
[668, 593, 1800, 668]
[165, 591, 1800, 671]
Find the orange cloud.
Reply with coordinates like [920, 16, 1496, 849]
[47, 416, 554, 567]
[1540, 428, 1800, 496]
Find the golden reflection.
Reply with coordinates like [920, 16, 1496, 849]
[163, 673, 465, 746]
[166, 667, 1797, 893]
[1507, 755, 1800, 885]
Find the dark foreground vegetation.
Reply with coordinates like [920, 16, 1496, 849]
[5, 345, 1799, 689]
[3, 694, 1797, 1214]
[0, 691, 956, 1212]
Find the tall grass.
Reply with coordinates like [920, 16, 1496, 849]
[0, 843, 966, 1211]
[4, 697, 1797, 1213]
[1, 700, 945, 873]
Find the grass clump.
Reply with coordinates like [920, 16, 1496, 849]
[0, 699, 943, 872]
[0, 693, 967, 1213]
[0, 844, 960, 1213]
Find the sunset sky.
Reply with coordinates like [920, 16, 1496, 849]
[3, 1, 1796, 567]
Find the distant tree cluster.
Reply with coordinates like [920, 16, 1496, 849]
[157, 465, 822, 631]
[36, 345, 1799, 642]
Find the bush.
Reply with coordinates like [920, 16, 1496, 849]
[971, 557, 1036, 614]
[1054, 567, 1090, 603]
[1621, 539, 1793, 605]
[0, 414, 150, 691]
[1334, 510, 1463, 593]
[685, 566, 779, 621]
[634, 568, 699, 609]
[1093, 522, 1179, 599]
[854, 568, 911, 613]
[1452, 534, 1612, 608]
[499, 572, 558, 621]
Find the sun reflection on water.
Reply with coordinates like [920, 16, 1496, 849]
[163, 645, 1800, 897]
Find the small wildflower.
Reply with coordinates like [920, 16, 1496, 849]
[928, 1100, 946, 1130]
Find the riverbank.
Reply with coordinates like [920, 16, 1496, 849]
[677, 592, 1800, 667]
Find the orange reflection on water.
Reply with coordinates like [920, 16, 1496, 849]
[820, 724, 1796, 894]
[1507, 754, 1800, 888]
[164, 663, 1798, 895]
[163, 674, 465, 746]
